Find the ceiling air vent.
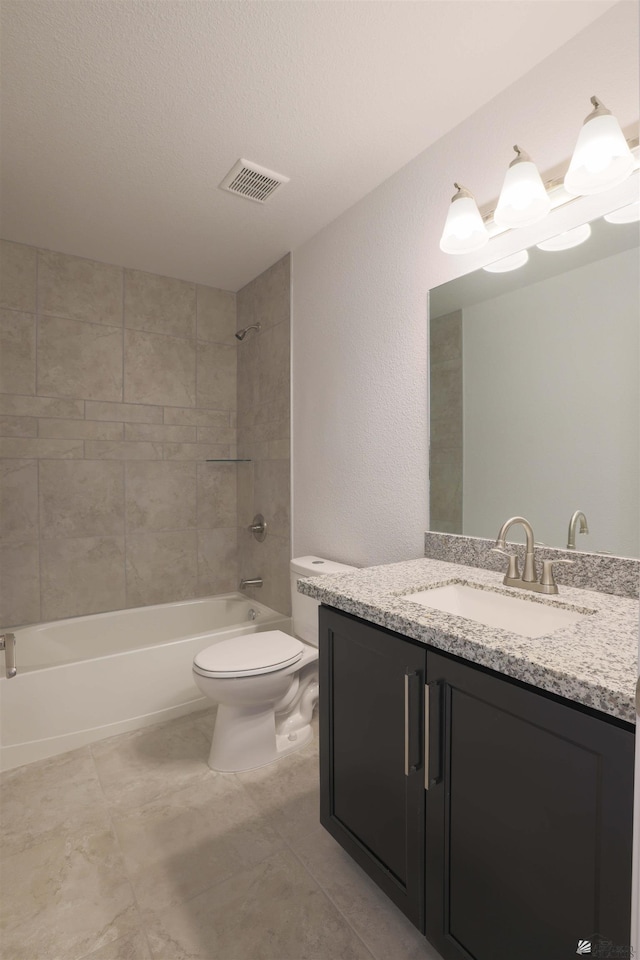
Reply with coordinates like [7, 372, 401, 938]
[219, 159, 289, 203]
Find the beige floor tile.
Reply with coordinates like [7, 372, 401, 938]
[235, 742, 321, 844]
[0, 827, 140, 960]
[0, 746, 111, 859]
[78, 927, 152, 960]
[111, 772, 285, 912]
[143, 847, 374, 960]
[90, 713, 212, 811]
[290, 826, 443, 960]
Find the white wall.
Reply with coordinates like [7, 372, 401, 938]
[462, 248, 639, 557]
[291, 1, 639, 567]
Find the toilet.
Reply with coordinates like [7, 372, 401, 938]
[192, 556, 356, 772]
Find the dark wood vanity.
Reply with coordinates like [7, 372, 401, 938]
[319, 604, 634, 960]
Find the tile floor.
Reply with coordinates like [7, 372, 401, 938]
[0, 709, 444, 960]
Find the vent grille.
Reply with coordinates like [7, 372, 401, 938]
[219, 159, 289, 203]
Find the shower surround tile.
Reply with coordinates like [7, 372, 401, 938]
[40, 536, 126, 620]
[0, 416, 37, 437]
[39, 459, 124, 539]
[124, 329, 196, 408]
[37, 315, 123, 401]
[124, 269, 196, 340]
[125, 460, 196, 533]
[197, 527, 238, 595]
[38, 249, 123, 326]
[0, 309, 36, 395]
[0, 540, 40, 626]
[125, 529, 198, 606]
[0, 459, 38, 542]
[196, 461, 237, 528]
[0, 240, 37, 312]
[0, 395, 85, 419]
[196, 284, 236, 344]
[196, 341, 237, 410]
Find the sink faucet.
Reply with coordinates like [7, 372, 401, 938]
[566, 510, 589, 550]
[492, 516, 573, 595]
[494, 516, 537, 583]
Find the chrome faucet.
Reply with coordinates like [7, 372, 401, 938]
[239, 577, 263, 589]
[492, 516, 573, 595]
[566, 510, 589, 550]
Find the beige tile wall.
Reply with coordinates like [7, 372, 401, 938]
[0, 240, 241, 626]
[236, 255, 291, 615]
[429, 310, 463, 534]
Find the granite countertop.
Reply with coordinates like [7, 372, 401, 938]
[298, 557, 639, 724]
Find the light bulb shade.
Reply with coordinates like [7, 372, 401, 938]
[564, 103, 634, 196]
[439, 187, 488, 254]
[494, 154, 551, 228]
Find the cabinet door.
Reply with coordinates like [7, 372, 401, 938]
[425, 650, 634, 960]
[319, 606, 427, 930]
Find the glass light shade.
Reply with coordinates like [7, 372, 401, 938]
[482, 250, 529, 273]
[439, 185, 489, 254]
[604, 201, 640, 224]
[564, 100, 634, 196]
[494, 149, 551, 228]
[536, 223, 591, 252]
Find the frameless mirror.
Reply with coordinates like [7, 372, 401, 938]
[428, 209, 639, 558]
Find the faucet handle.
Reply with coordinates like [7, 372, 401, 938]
[491, 547, 520, 581]
[540, 558, 574, 587]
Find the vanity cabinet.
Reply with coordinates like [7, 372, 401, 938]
[319, 605, 635, 960]
[318, 605, 427, 929]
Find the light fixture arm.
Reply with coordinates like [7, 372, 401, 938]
[584, 95, 612, 122]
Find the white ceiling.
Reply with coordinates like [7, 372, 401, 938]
[0, 0, 618, 291]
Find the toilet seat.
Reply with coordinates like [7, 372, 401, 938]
[193, 630, 304, 678]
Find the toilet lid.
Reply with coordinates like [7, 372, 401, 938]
[193, 630, 304, 678]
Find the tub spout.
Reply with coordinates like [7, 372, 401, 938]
[1, 633, 16, 678]
[240, 578, 263, 589]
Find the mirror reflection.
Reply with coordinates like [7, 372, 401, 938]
[429, 210, 639, 558]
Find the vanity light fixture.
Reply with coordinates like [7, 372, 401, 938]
[440, 95, 637, 255]
[564, 96, 634, 196]
[482, 250, 529, 273]
[439, 183, 489, 254]
[494, 146, 551, 228]
[536, 223, 592, 252]
[604, 200, 640, 224]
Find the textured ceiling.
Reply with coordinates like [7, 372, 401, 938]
[0, 0, 618, 290]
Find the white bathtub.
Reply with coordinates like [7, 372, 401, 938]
[0, 595, 291, 771]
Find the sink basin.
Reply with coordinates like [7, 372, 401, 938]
[402, 582, 590, 639]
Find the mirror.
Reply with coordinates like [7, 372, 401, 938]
[429, 209, 639, 558]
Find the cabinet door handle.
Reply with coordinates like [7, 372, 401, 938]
[404, 671, 421, 776]
[424, 682, 430, 790]
[425, 681, 442, 790]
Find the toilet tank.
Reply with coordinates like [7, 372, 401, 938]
[290, 556, 357, 645]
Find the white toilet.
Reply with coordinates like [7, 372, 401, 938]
[192, 556, 356, 772]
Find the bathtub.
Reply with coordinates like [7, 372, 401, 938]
[0, 595, 291, 772]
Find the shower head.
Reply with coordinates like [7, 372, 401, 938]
[235, 323, 261, 341]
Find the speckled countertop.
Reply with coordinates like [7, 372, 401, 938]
[298, 558, 639, 724]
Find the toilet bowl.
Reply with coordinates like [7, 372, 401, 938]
[193, 556, 356, 772]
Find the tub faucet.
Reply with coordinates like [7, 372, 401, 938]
[0, 632, 16, 678]
[567, 510, 589, 550]
[240, 578, 263, 589]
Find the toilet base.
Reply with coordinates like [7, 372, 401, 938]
[207, 702, 314, 773]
